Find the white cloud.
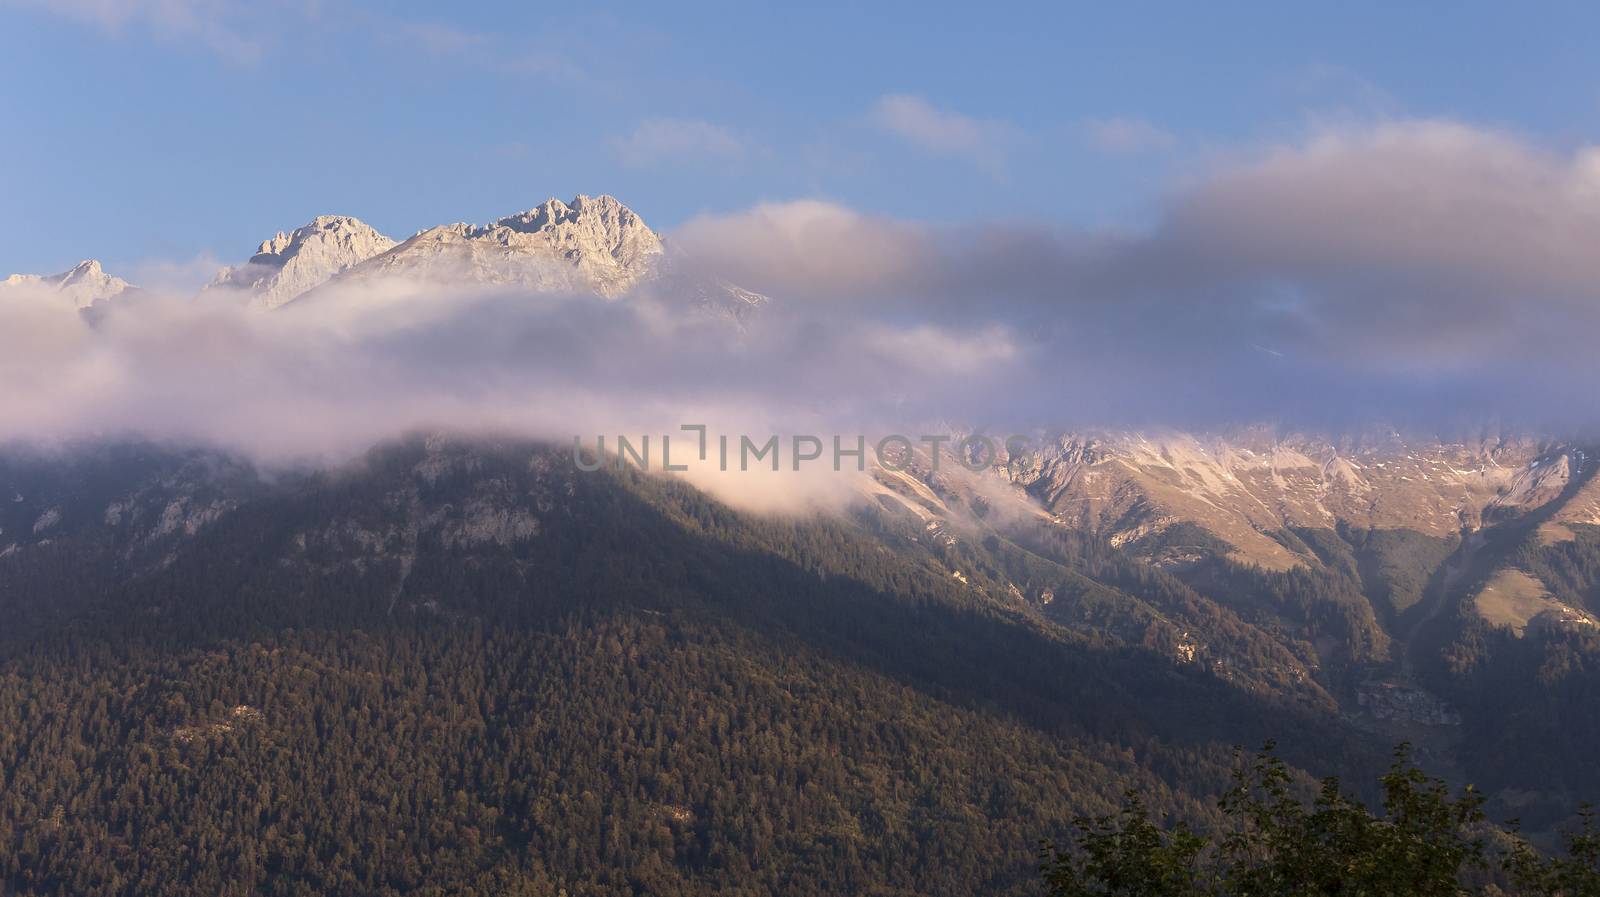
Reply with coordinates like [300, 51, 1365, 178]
[610, 118, 753, 168]
[1084, 117, 1175, 155]
[670, 121, 1600, 426]
[5, 0, 272, 59]
[1161, 121, 1600, 297]
[862, 323, 1018, 374]
[9, 117, 1600, 477]
[672, 200, 934, 297]
[387, 20, 490, 56]
[127, 252, 228, 294]
[870, 94, 1015, 169]
[5, 2, 573, 75]
[1126, 120, 1600, 371]
[0, 260, 1033, 476]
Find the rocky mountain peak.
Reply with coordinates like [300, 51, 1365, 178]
[210, 215, 397, 310]
[61, 259, 105, 279]
[484, 194, 663, 271]
[28, 195, 758, 318]
[309, 195, 667, 302]
[253, 215, 378, 257]
[1, 258, 134, 309]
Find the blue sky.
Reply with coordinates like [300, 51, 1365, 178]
[3, 0, 1599, 279]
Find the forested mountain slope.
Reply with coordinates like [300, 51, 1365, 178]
[0, 438, 1383, 896]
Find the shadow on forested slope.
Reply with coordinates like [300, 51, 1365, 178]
[0, 438, 1396, 895]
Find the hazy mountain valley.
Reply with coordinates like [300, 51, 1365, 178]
[7, 195, 1600, 894]
[16, 3, 1600, 892]
[4, 425, 1600, 894]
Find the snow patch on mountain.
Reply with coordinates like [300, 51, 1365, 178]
[977, 430, 1559, 570]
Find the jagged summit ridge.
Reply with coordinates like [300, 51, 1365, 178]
[208, 215, 397, 310]
[1000, 429, 1561, 569]
[1, 259, 134, 308]
[5, 194, 766, 320]
[873, 426, 1582, 574]
[317, 194, 666, 301]
[494, 194, 656, 254]
[276, 193, 766, 321]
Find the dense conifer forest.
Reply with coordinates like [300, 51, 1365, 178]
[3, 439, 1600, 894]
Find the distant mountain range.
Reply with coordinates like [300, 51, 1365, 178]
[7, 195, 1599, 652]
[6, 427, 1600, 894]
[8, 195, 1600, 891]
[911, 429, 1592, 559]
[1, 194, 767, 319]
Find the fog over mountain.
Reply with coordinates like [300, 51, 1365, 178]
[16, 8, 1600, 892]
[3, 121, 1600, 480]
[676, 121, 1600, 431]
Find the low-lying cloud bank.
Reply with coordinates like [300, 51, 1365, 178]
[677, 120, 1600, 430]
[4, 119, 1600, 489]
[0, 274, 1013, 467]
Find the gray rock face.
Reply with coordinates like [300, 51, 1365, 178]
[999, 430, 1561, 570]
[11, 195, 767, 321]
[312, 194, 665, 301]
[208, 215, 397, 310]
[872, 428, 1576, 573]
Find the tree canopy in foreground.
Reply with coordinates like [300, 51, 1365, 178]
[1042, 743, 1600, 897]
